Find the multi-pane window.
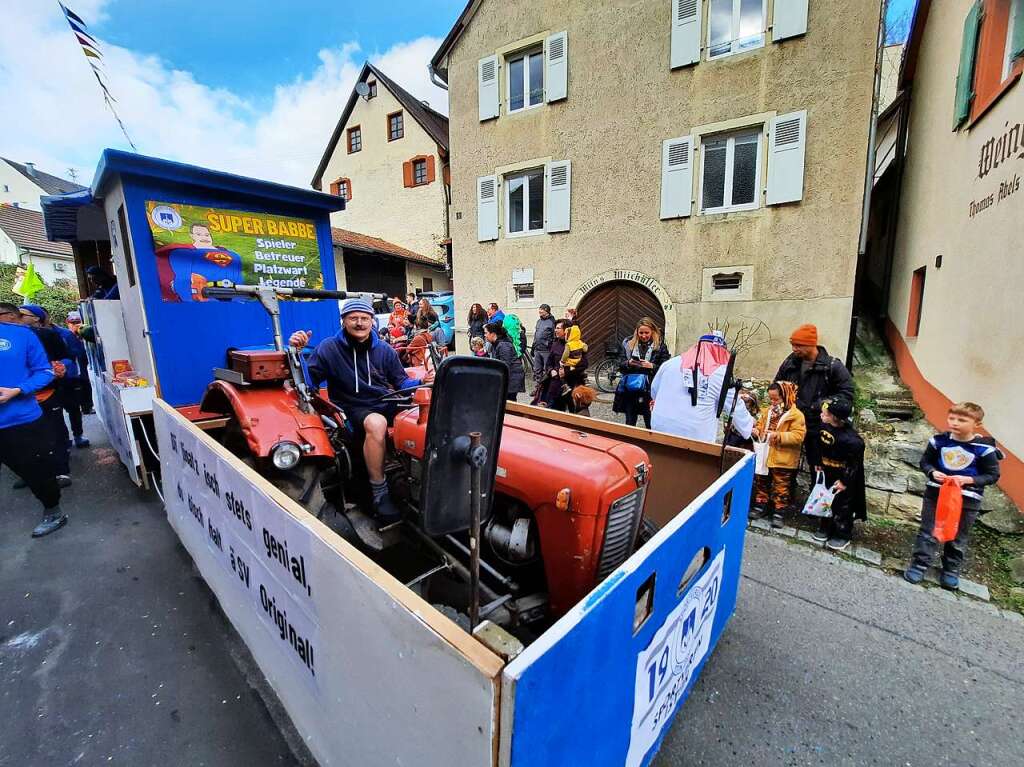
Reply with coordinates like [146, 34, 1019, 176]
[367, 80, 378, 98]
[507, 49, 544, 112]
[347, 126, 361, 153]
[413, 159, 428, 185]
[338, 180, 350, 201]
[388, 111, 404, 141]
[700, 129, 762, 213]
[505, 169, 544, 235]
[708, 0, 765, 59]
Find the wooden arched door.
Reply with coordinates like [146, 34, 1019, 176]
[576, 281, 667, 360]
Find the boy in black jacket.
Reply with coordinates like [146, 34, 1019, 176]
[903, 402, 1002, 591]
[810, 398, 866, 552]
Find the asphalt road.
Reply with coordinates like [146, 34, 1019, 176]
[2, 417, 1021, 766]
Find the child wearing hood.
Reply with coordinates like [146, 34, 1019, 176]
[559, 325, 588, 396]
[752, 381, 806, 528]
[811, 398, 866, 551]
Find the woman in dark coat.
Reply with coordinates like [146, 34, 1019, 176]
[485, 322, 526, 401]
[538, 319, 589, 412]
[467, 303, 488, 343]
[612, 317, 670, 428]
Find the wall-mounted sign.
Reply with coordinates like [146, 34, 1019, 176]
[145, 201, 323, 302]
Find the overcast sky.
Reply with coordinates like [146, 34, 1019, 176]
[2, 0, 917, 190]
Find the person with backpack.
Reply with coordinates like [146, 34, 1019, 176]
[484, 322, 525, 402]
[612, 317, 670, 428]
[774, 323, 854, 471]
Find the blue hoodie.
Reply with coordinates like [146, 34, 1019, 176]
[306, 329, 420, 412]
[0, 322, 54, 429]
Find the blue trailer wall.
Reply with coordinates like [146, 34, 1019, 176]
[503, 454, 754, 767]
[118, 173, 341, 408]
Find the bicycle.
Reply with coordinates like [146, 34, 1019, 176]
[592, 341, 622, 394]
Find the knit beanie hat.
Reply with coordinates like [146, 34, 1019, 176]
[789, 324, 818, 347]
[341, 298, 375, 317]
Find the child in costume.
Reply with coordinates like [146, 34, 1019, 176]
[811, 398, 865, 551]
[903, 402, 1001, 591]
[752, 381, 806, 528]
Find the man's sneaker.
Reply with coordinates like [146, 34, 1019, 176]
[374, 493, 402, 526]
[940, 571, 960, 591]
[74, 435, 91, 448]
[903, 567, 925, 585]
[826, 537, 851, 552]
[57, 475, 72, 488]
[811, 528, 829, 543]
[32, 511, 68, 538]
[749, 505, 769, 520]
[771, 513, 785, 529]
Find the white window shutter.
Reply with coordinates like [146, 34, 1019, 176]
[660, 136, 693, 219]
[772, 0, 809, 42]
[478, 175, 499, 241]
[478, 55, 500, 121]
[545, 160, 571, 233]
[766, 110, 807, 205]
[670, 0, 702, 68]
[545, 31, 568, 102]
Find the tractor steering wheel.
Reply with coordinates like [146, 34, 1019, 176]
[372, 383, 432, 405]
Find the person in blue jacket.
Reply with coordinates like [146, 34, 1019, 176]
[289, 298, 435, 524]
[0, 303, 67, 537]
[22, 306, 91, 449]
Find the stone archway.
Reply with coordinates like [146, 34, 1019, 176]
[567, 269, 676, 356]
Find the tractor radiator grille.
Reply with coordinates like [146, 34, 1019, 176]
[595, 486, 647, 581]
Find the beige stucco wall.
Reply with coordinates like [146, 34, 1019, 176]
[406, 261, 452, 293]
[444, 0, 880, 374]
[320, 85, 449, 263]
[0, 163, 48, 211]
[888, 0, 1024, 459]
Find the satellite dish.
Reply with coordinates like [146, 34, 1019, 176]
[355, 82, 370, 98]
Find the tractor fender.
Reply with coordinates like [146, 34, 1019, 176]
[200, 380, 334, 459]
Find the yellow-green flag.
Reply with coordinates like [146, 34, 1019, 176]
[13, 262, 46, 299]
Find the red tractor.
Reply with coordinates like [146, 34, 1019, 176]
[199, 285, 654, 637]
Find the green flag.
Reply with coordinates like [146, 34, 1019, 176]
[13, 262, 46, 299]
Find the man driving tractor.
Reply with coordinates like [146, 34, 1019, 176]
[288, 298, 435, 524]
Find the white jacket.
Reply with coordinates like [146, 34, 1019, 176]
[650, 355, 754, 444]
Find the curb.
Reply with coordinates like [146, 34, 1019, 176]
[746, 519, 993, 604]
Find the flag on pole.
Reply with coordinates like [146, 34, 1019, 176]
[57, 2, 137, 151]
[13, 263, 47, 300]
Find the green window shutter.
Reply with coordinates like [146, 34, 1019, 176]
[1012, 0, 1024, 63]
[953, 1, 983, 131]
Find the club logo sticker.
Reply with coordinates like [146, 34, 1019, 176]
[0, 339, 11, 352]
[151, 205, 182, 232]
[941, 446, 975, 471]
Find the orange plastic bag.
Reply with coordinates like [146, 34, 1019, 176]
[933, 478, 963, 543]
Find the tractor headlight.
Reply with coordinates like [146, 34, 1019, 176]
[271, 441, 302, 471]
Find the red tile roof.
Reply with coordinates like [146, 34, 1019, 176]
[330, 227, 444, 267]
[0, 204, 74, 258]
